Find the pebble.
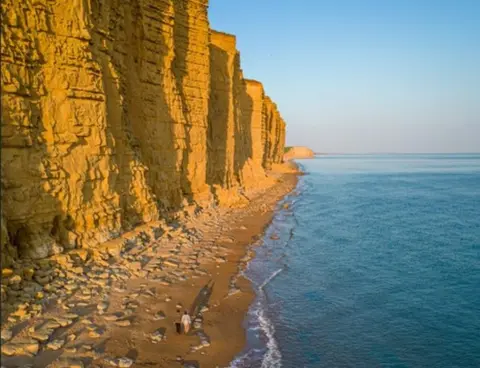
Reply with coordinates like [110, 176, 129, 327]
[88, 329, 103, 338]
[1, 338, 39, 356]
[115, 319, 131, 327]
[43, 320, 62, 330]
[63, 312, 79, 320]
[2, 269, 14, 278]
[30, 328, 53, 342]
[1, 329, 13, 342]
[200, 306, 209, 313]
[144, 288, 156, 297]
[97, 301, 109, 313]
[9, 275, 22, 285]
[153, 311, 166, 320]
[54, 317, 73, 327]
[105, 357, 134, 367]
[148, 329, 166, 343]
[64, 283, 78, 291]
[193, 320, 203, 329]
[80, 318, 94, 325]
[46, 338, 65, 350]
[190, 344, 204, 352]
[85, 324, 98, 331]
[103, 313, 121, 321]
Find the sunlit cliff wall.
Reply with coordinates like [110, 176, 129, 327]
[262, 97, 285, 169]
[207, 30, 237, 190]
[0, 0, 286, 265]
[235, 79, 269, 188]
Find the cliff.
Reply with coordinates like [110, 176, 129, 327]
[0, 0, 287, 266]
[207, 31, 238, 191]
[262, 97, 286, 169]
[284, 146, 315, 160]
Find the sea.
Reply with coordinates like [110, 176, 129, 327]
[229, 154, 480, 368]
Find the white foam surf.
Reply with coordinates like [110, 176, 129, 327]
[258, 305, 283, 368]
[259, 268, 283, 290]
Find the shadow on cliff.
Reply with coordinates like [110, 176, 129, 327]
[206, 44, 230, 191]
[87, 0, 191, 225]
[262, 105, 273, 170]
[235, 69, 254, 183]
[173, 0, 195, 205]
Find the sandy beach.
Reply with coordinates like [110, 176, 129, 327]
[1, 163, 299, 368]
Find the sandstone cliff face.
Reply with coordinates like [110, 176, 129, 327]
[236, 79, 269, 188]
[1, 0, 286, 265]
[207, 31, 237, 190]
[262, 97, 286, 169]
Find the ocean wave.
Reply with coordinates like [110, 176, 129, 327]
[229, 301, 282, 368]
[229, 180, 306, 368]
[258, 306, 283, 368]
[259, 268, 283, 290]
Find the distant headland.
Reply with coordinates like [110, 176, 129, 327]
[284, 146, 315, 160]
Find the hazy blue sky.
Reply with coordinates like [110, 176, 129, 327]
[209, 0, 480, 153]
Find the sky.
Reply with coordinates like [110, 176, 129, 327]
[209, 0, 480, 153]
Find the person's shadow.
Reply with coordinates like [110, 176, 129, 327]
[189, 280, 215, 320]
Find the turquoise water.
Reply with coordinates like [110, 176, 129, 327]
[231, 154, 480, 368]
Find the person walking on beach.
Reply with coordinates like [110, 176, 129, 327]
[181, 310, 191, 334]
[174, 309, 182, 334]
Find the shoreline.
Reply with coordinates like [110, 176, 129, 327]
[1, 163, 300, 368]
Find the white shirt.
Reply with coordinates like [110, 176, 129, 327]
[181, 314, 191, 325]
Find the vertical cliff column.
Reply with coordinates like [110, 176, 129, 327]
[235, 79, 268, 186]
[276, 118, 286, 163]
[262, 98, 271, 169]
[244, 80, 266, 167]
[172, 0, 210, 203]
[207, 30, 238, 189]
[271, 112, 285, 164]
[262, 96, 278, 170]
[262, 96, 286, 167]
[89, 0, 163, 232]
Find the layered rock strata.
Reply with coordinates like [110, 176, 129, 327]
[262, 97, 286, 169]
[1, 0, 286, 266]
[207, 31, 238, 190]
[236, 79, 269, 188]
